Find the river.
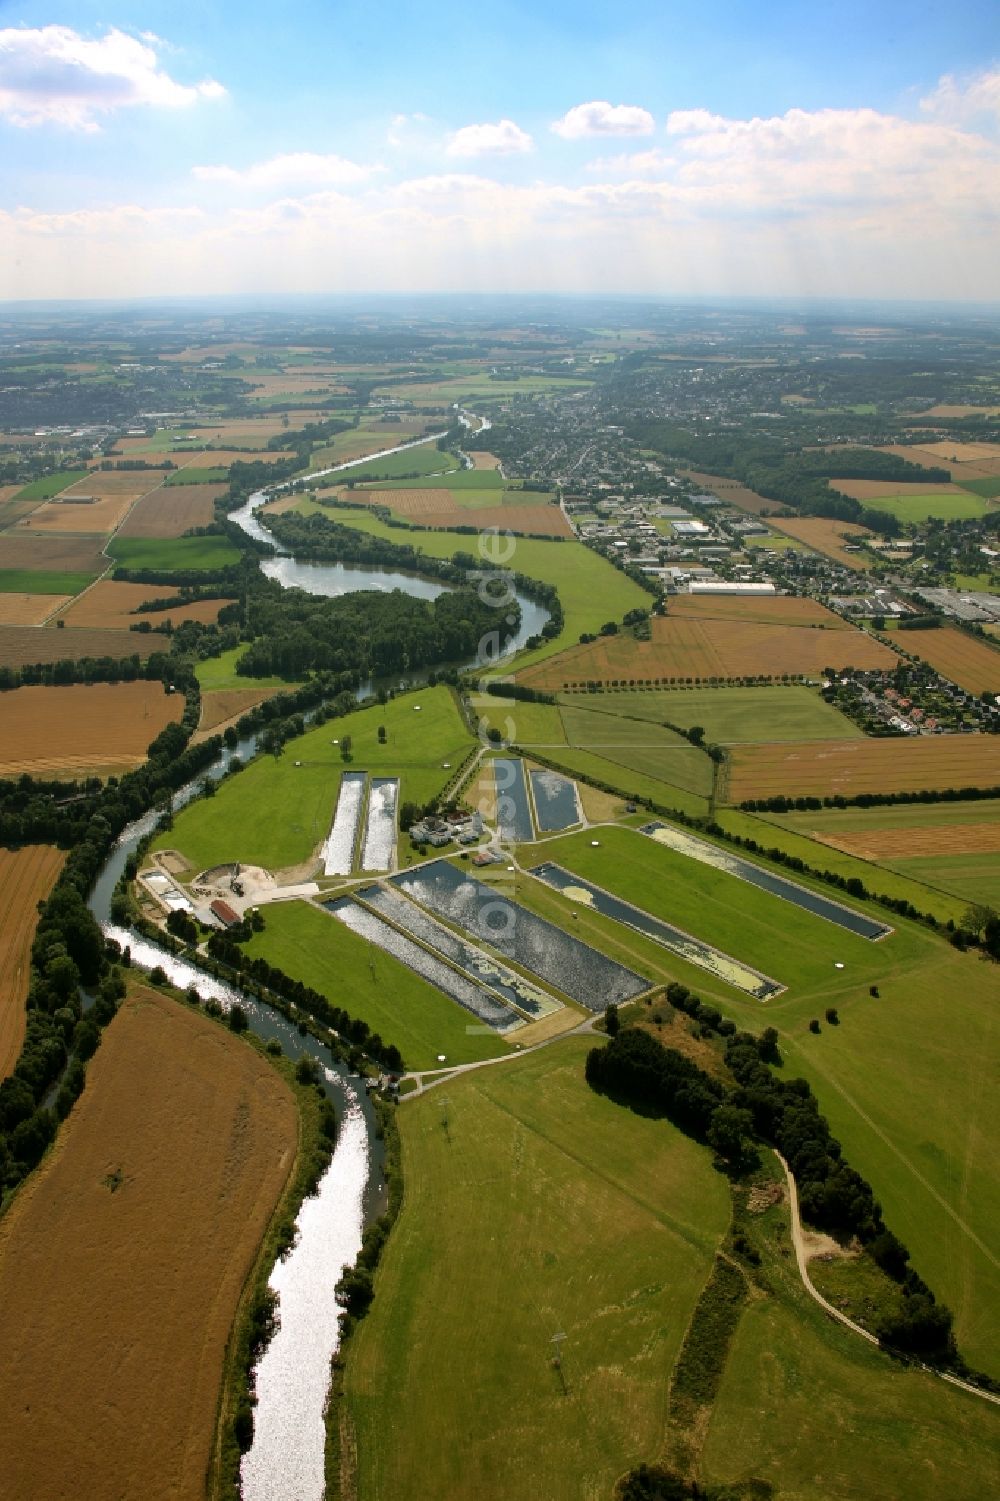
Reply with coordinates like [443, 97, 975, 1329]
[83, 411, 524, 1501]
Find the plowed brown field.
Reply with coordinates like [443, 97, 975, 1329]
[0, 986, 297, 1501]
[117, 484, 226, 537]
[0, 536, 106, 573]
[765, 516, 875, 569]
[519, 613, 895, 691]
[727, 735, 1000, 802]
[0, 846, 65, 1079]
[58, 581, 234, 631]
[678, 470, 776, 514]
[831, 478, 966, 501]
[0, 681, 183, 777]
[470, 451, 502, 470]
[0, 625, 159, 668]
[0, 593, 69, 625]
[896, 625, 1000, 696]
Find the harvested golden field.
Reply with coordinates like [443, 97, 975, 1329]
[667, 593, 852, 629]
[726, 735, 1000, 802]
[58, 581, 234, 631]
[915, 440, 1000, 463]
[821, 821, 1000, 860]
[766, 516, 875, 569]
[116, 485, 225, 538]
[0, 535, 106, 573]
[0, 846, 65, 1079]
[470, 451, 502, 470]
[0, 625, 158, 668]
[922, 404, 1000, 418]
[344, 488, 571, 536]
[0, 986, 297, 1501]
[896, 624, 1000, 695]
[678, 469, 777, 514]
[0, 681, 183, 778]
[831, 478, 966, 501]
[73, 469, 165, 496]
[24, 492, 139, 534]
[519, 612, 895, 691]
[0, 592, 69, 625]
[196, 686, 281, 735]
[884, 444, 1000, 482]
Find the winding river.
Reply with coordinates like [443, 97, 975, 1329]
[82, 412, 538, 1501]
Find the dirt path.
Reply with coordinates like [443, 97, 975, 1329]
[401, 1010, 600, 1099]
[775, 1151, 1000, 1408]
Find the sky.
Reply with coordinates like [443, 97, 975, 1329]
[0, 0, 998, 302]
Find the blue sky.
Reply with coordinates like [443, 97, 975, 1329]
[1, 1, 998, 299]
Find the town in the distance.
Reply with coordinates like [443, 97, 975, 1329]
[1, 296, 998, 1501]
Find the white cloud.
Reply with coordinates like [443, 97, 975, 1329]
[445, 118, 533, 157]
[387, 111, 430, 147]
[920, 67, 1000, 125]
[193, 152, 381, 188]
[0, 25, 224, 130]
[585, 148, 676, 176]
[551, 100, 655, 139]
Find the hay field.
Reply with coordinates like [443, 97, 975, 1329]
[0, 846, 65, 1079]
[23, 492, 140, 534]
[727, 734, 1000, 802]
[0, 987, 297, 1501]
[821, 821, 1000, 860]
[0, 592, 68, 625]
[196, 685, 281, 736]
[667, 593, 852, 629]
[885, 443, 1000, 482]
[469, 450, 502, 470]
[0, 535, 107, 573]
[355, 488, 571, 536]
[519, 612, 895, 691]
[922, 403, 1000, 418]
[831, 478, 967, 501]
[765, 516, 875, 569]
[0, 681, 183, 778]
[58, 581, 234, 631]
[896, 625, 1000, 695]
[117, 484, 225, 537]
[679, 469, 776, 513]
[0, 625, 159, 668]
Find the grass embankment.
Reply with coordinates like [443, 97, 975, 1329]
[276, 501, 649, 669]
[156, 685, 473, 874]
[341, 1038, 730, 1501]
[243, 900, 510, 1071]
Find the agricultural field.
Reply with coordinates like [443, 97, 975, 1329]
[116, 484, 226, 537]
[0, 986, 297, 1501]
[57, 580, 234, 632]
[195, 645, 301, 692]
[155, 685, 472, 874]
[0, 846, 65, 1079]
[560, 685, 862, 743]
[667, 594, 854, 630]
[162, 467, 230, 486]
[518, 611, 896, 692]
[0, 681, 183, 779]
[884, 442, 1000, 483]
[319, 444, 459, 483]
[889, 624, 1000, 695]
[284, 505, 649, 670]
[765, 516, 876, 568]
[106, 535, 243, 571]
[369, 372, 593, 401]
[244, 900, 511, 1070]
[195, 686, 283, 739]
[0, 591, 69, 624]
[0, 535, 107, 575]
[21, 492, 137, 535]
[559, 703, 714, 797]
[726, 734, 1000, 803]
[831, 478, 973, 502]
[340, 487, 570, 536]
[0, 623, 159, 668]
[343, 1038, 730, 1501]
[8, 470, 88, 502]
[0, 568, 99, 595]
[830, 485, 988, 524]
[678, 469, 778, 513]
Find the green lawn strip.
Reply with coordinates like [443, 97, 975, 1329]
[559, 685, 863, 744]
[11, 470, 88, 502]
[700, 1188, 1000, 1499]
[108, 535, 243, 570]
[0, 568, 99, 595]
[154, 685, 473, 873]
[195, 646, 302, 692]
[243, 900, 507, 1070]
[715, 809, 969, 926]
[280, 503, 649, 669]
[343, 1037, 729, 1501]
[163, 467, 230, 485]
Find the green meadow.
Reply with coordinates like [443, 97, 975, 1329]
[108, 535, 243, 571]
[0, 569, 99, 595]
[559, 685, 862, 744]
[11, 470, 88, 502]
